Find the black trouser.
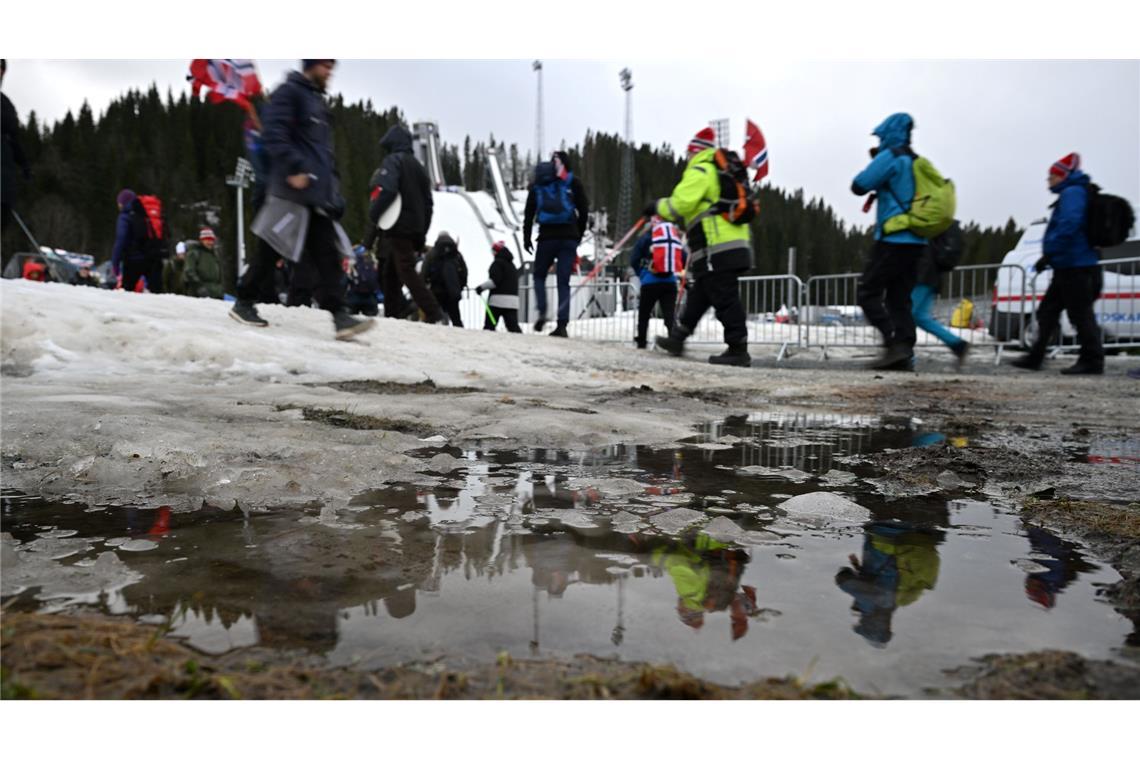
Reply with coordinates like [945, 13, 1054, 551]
[432, 289, 463, 327]
[122, 258, 165, 293]
[1028, 266, 1104, 365]
[382, 236, 442, 321]
[237, 235, 281, 304]
[678, 269, 747, 347]
[286, 213, 344, 313]
[484, 306, 521, 333]
[636, 281, 678, 346]
[857, 241, 923, 351]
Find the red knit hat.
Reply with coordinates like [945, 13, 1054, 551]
[687, 127, 716, 155]
[199, 227, 216, 242]
[1049, 152, 1080, 180]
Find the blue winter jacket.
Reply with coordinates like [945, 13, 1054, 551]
[851, 113, 925, 246]
[630, 231, 686, 285]
[1043, 170, 1098, 269]
[110, 208, 144, 276]
[262, 71, 343, 214]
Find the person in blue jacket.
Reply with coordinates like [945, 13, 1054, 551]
[629, 217, 687, 348]
[851, 113, 927, 370]
[1012, 153, 1104, 375]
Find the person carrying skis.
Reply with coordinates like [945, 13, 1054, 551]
[1011, 152, 1105, 375]
[476, 240, 522, 333]
[653, 127, 754, 366]
[629, 216, 687, 348]
[523, 151, 589, 337]
[424, 231, 466, 327]
[260, 59, 372, 340]
[369, 124, 447, 324]
[183, 227, 225, 298]
[850, 113, 927, 370]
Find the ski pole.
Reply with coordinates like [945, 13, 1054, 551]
[572, 217, 647, 299]
[480, 294, 497, 328]
[12, 210, 41, 251]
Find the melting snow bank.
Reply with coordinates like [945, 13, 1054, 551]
[1, 280, 777, 508]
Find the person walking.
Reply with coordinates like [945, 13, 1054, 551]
[2, 59, 32, 234]
[110, 189, 165, 293]
[1012, 153, 1105, 375]
[476, 241, 522, 333]
[653, 127, 754, 366]
[259, 59, 371, 340]
[523, 151, 589, 336]
[911, 239, 970, 367]
[850, 113, 927, 370]
[369, 124, 446, 324]
[629, 216, 686, 349]
[424, 231, 467, 327]
[184, 227, 225, 298]
[230, 98, 278, 327]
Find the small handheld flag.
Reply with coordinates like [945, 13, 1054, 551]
[188, 60, 263, 117]
[743, 119, 769, 181]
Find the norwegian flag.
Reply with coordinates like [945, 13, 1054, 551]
[743, 119, 769, 181]
[188, 59, 262, 114]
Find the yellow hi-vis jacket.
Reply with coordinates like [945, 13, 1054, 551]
[654, 148, 753, 275]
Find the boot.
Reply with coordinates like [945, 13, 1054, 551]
[1060, 360, 1104, 376]
[869, 343, 912, 370]
[709, 344, 752, 367]
[635, 339, 647, 349]
[951, 340, 970, 370]
[1011, 351, 1044, 371]
[655, 325, 692, 356]
[549, 322, 569, 338]
[333, 309, 375, 341]
[533, 316, 548, 332]
[229, 300, 269, 328]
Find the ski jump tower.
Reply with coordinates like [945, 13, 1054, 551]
[413, 121, 445, 189]
[618, 68, 634, 236]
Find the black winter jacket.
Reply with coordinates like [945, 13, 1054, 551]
[915, 246, 942, 292]
[369, 125, 433, 246]
[262, 71, 343, 214]
[523, 175, 589, 245]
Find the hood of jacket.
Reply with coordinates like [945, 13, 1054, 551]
[873, 113, 914, 151]
[380, 125, 414, 154]
[1051, 169, 1090, 195]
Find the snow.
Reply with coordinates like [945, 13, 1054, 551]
[1, 278, 769, 509]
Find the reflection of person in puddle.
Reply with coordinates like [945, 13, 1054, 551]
[835, 521, 943, 646]
[1023, 525, 1095, 609]
[652, 533, 758, 640]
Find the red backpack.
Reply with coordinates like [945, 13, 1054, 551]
[649, 221, 685, 275]
[131, 195, 169, 259]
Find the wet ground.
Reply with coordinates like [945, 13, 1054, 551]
[4, 412, 1138, 698]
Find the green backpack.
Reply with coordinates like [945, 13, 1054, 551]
[882, 154, 956, 238]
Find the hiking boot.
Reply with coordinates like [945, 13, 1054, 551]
[709, 344, 752, 367]
[655, 326, 692, 357]
[426, 312, 450, 326]
[333, 310, 375, 341]
[533, 317, 548, 333]
[229, 301, 269, 328]
[1010, 353, 1044, 371]
[635, 340, 648, 349]
[549, 323, 569, 338]
[1060, 361, 1104, 376]
[869, 344, 912, 370]
[881, 355, 916, 372]
[951, 341, 970, 370]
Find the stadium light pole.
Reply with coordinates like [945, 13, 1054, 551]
[226, 157, 254, 279]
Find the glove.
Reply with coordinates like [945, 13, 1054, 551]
[1034, 256, 1049, 274]
[642, 201, 658, 220]
[523, 238, 533, 254]
[475, 285, 485, 296]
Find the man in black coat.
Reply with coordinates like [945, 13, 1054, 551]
[2, 59, 32, 234]
[258, 60, 371, 340]
[368, 124, 445, 324]
[523, 151, 589, 336]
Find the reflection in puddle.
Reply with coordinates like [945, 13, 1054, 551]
[1, 416, 1132, 696]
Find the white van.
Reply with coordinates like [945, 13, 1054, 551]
[988, 220, 1140, 345]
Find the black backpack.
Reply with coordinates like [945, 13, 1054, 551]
[710, 149, 758, 225]
[929, 220, 964, 271]
[1086, 184, 1135, 248]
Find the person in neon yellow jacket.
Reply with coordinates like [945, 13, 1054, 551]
[651, 127, 755, 367]
[652, 532, 758, 639]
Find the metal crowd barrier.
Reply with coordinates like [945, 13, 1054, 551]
[1028, 256, 1140, 355]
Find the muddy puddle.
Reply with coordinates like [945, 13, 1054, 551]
[2, 412, 1134, 697]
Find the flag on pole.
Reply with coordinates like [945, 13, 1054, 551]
[188, 60, 262, 115]
[743, 119, 769, 181]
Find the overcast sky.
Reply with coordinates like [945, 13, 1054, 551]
[3, 59, 1137, 231]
